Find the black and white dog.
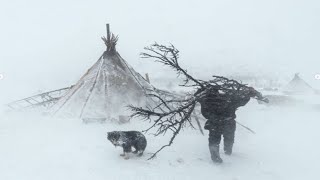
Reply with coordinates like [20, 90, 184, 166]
[107, 131, 147, 159]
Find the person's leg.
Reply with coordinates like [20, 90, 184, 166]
[223, 120, 236, 155]
[208, 128, 223, 163]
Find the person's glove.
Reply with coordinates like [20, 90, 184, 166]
[261, 97, 269, 103]
[248, 87, 260, 97]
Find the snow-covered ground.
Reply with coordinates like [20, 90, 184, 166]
[1, 98, 320, 180]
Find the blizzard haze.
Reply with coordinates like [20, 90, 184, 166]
[1, 0, 320, 103]
[0, 1, 320, 180]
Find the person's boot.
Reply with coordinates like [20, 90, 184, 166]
[224, 142, 233, 155]
[209, 144, 223, 163]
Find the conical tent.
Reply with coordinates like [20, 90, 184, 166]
[50, 26, 154, 120]
[283, 73, 314, 94]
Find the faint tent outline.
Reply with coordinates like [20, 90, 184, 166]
[282, 73, 316, 95]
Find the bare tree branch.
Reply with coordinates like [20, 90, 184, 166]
[129, 43, 268, 160]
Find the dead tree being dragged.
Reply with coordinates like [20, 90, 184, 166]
[129, 43, 268, 160]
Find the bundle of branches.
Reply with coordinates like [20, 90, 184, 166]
[129, 43, 267, 160]
[101, 33, 118, 52]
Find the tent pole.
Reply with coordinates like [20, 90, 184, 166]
[106, 24, 110, 42]
[145, 73, 150, 83]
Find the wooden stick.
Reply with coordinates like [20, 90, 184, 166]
[236, 121, 256, 134]
[193, 112, 204, 135]
[145, 73, 150, 83]
[106, 24, 110, 42]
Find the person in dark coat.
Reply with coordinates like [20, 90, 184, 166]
[198, 87, 265, 163]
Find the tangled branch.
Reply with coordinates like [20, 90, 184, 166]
[102, 33, 119, 52]
[129, 94, 196, 160]
[130, 43, 268, 160]
[141, 43, 204, 88]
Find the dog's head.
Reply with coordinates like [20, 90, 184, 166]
[107, 131, 121, 146]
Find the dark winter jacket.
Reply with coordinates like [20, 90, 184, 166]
[199, 90, 251, 120]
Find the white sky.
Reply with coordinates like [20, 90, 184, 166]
[0, 0, 320, 102]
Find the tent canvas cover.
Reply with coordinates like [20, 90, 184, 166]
[283, 73, 315, 94]
[51, 26, 155, 120]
